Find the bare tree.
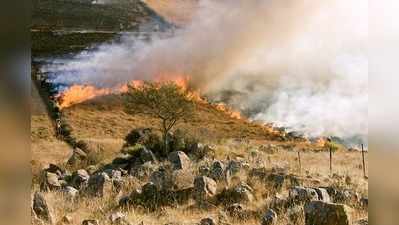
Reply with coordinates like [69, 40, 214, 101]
[124, 82, 195, 154]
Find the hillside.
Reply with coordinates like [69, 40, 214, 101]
[144, 0, 199, 26]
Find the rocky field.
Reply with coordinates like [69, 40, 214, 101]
[31, 1, 368, 225]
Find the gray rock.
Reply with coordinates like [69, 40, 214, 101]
[82, 219, 99, 225]
[62, 186, 79, 200]
[194, 176, 217, 203]
[233, 182, 254, 203]
[86, 172, 112, 197]
[314, 188, 331, 202]
[200, 217, 216, 225]
[70, 169, 90, 190]
[109, 212, 131, 225]
[168, 151, 191, 170]
[354, 218, 368, 225]
[43, 172, 62, 190]
[304, 201, 352, 225]
[289, 186, 319, 203]
[262, 209, 277, 225]
[32, 192, 54, 224]
[210, 160, 225, 181]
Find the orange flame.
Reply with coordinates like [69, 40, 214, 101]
[55, 73, 245, 120]
[214, 102, 242, 120]
[56, 85, 112, 108]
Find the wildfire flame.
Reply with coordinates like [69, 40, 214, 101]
[55, 73, 244, 120]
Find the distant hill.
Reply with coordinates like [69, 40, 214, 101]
[32, 0, 171, 31]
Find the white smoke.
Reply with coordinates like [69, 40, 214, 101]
[44, 0, 368, 143]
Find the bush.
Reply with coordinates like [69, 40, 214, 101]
[121, 143, 146, 156]
[124, 128, 163, 155]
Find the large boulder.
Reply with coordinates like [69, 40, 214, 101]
[304, 201, 352, 225]
[194, 176, 217, 203]
[261, 209, 277, 225]
[32, 192, 54, 224]
[168, 151, 191, 170]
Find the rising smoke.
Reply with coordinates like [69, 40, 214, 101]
[44, 0, 368, 144]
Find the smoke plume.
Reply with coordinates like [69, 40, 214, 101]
[44, 0, 368, 144]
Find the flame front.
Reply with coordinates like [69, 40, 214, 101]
[55, 73, 244, 121]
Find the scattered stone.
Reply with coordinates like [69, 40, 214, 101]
[289, 186, 319, 203]
[82, 219, 99, 225]
[218, 182, 254, 205]
[304, 201, 352, 225]
[194, 176, 217, 203]
[62, 186, 79, 200]
[360, 197, 368, 209]
[210, 160, 225, 181]
[86, 172, 112, 197]
[200, 217, 216, 225]
[61, 215, 73, 224]
[354, 218, 368, 225]
[261, 209, 277, 225]
[32, 192, 54, 224]
[168, 151, 191, 170]
[314, 188, 331, 202]
[109, 212, 130, 225]
[139, 148, 157, 164]
[42, 172, 62, 191]
[70, 169, 90, 190]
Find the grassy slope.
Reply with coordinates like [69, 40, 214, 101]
[144, 0, 199, 26]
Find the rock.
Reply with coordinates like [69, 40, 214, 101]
[326, 188, 360, 205]
[104, 169, 122, 180]
[82, 219, 99, 225]
[86, 172, 112, 197]
[150, 169, 173, 191]
[314, 188, 331, 202]
[109, 212, 131, 225]
[304, 201, 352, 225]
[225, 203, 256, 220]
[42, 172, 62, 191]
[233, 182, 254, 203]
[289, 186, 319, 203]
[194, 176, 217, 203]
[168, 151, 191, 170]
[32, 192, 54, 224]
[70, 169, 90, 190]
[46, 164, 65, 176]
[261, 209, 277, 225]
[226, 160, 243, 176]
[200, 217, 216, 225]
[360, 197, 368, 208]
[61, 215, 73, 224]
[171, 169, 195, 190]
[218, 182, 254, 204]
[62, 186, 79, 200]
[210, 160, 225, 181]
[354, 218, 368, 225]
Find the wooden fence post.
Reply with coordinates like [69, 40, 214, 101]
[361, 144, 366, 178]
[297, 151, 302, 174]
[329, 145, 333, 176]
